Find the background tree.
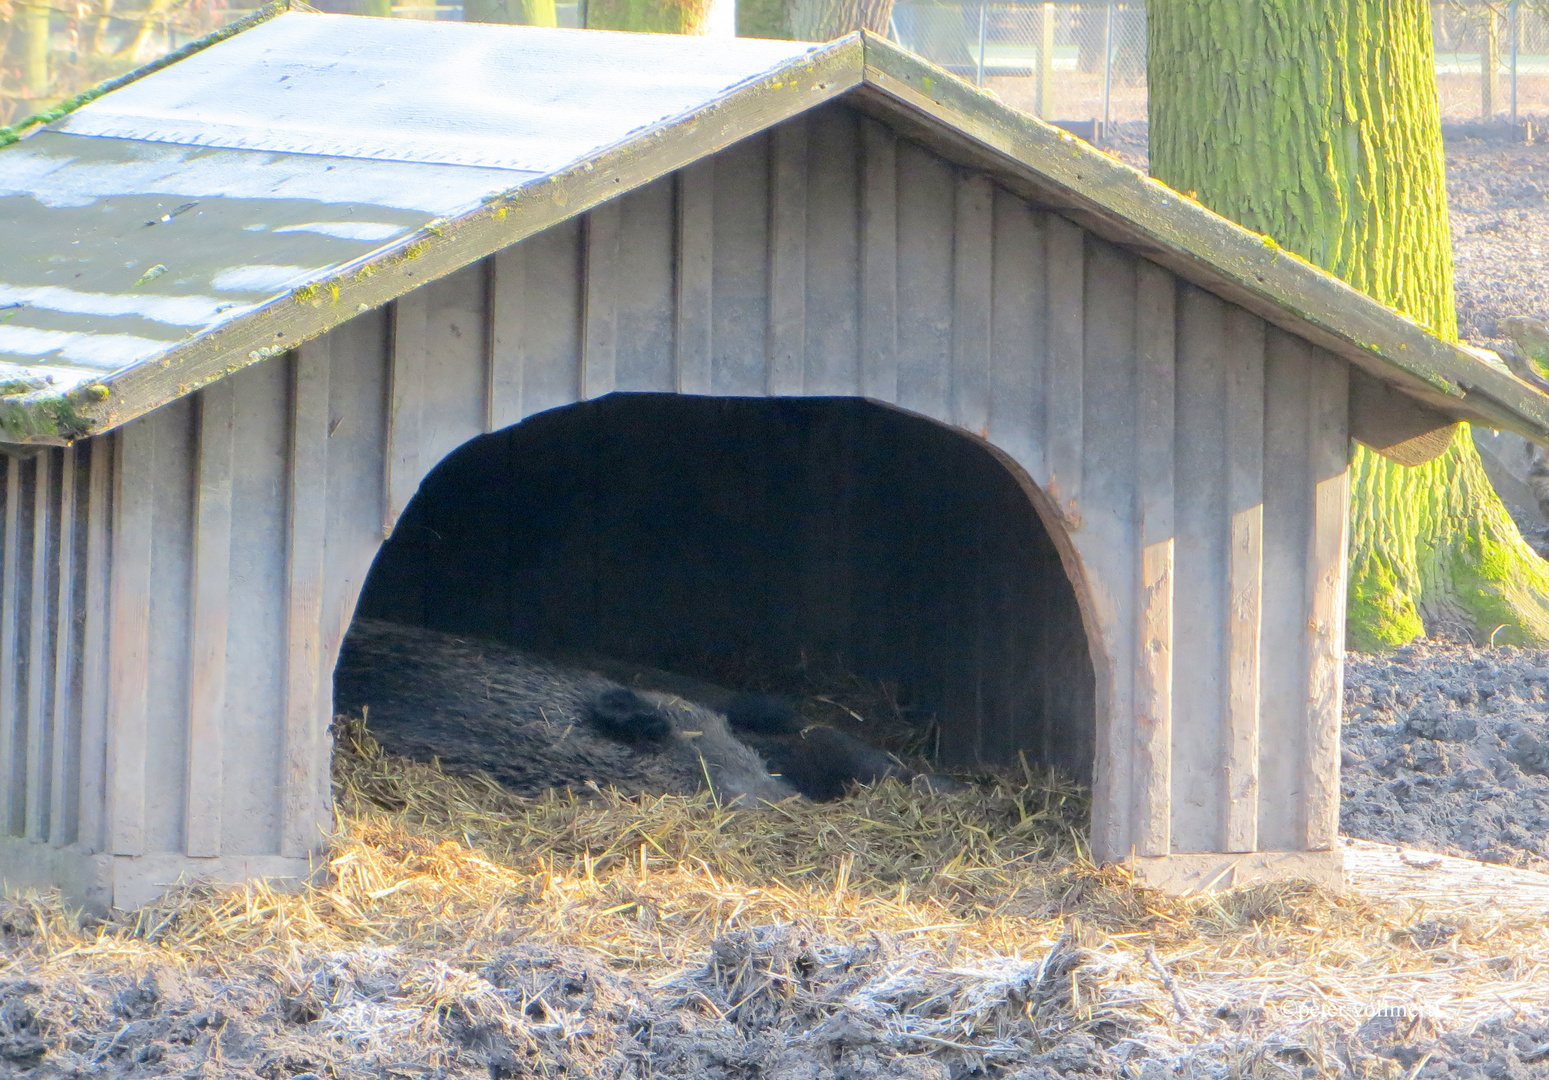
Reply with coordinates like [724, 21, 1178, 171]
[1148, 0, 1549, 649]
[736, 0, 890, 44]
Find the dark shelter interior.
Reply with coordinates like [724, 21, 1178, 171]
[350, 394, 1095, 780]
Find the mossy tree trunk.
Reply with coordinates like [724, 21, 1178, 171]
[465, 0, 557, 25]
[1149, 0, 1549, 649]
[587, 0, 713, 32]
[22, 2, 51, 101]
[736, 0, 891, 41]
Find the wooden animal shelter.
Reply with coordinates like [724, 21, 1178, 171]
[3, 5, 1549, 909]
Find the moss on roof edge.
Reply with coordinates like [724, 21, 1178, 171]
[0, 0, 298, 150]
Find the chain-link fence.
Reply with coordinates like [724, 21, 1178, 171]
[890, 2, 1144, 132]
[1435, 2, 1549, 122]
[889, 1, 1549, 135]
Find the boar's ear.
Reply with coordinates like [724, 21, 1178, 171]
[585, 688, 673, 746]
[725, 693, 801, 734]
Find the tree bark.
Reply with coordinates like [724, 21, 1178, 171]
[22, 2, 50, 100]
[587, 0, 712, 33]
[738, 0, 891, 40]
[783, 0, 891, 40]
[1149, 0, 1549, 648]
[466, 0, 558, 25]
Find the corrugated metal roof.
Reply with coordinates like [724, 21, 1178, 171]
[0, 10, 820, 430]
[1, 8, 1547, 445]
[56, 14, 815, 172]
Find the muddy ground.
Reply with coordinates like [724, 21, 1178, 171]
[1342, 640, 1549, 868]
[3, 912, 1546, 1080]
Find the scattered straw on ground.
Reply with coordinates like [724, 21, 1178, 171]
[3, 722, 1549, 1078]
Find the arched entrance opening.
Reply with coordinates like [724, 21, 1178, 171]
[337, 394, 1096, 786]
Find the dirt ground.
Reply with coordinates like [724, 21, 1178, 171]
[1342, 640, 1549, 868]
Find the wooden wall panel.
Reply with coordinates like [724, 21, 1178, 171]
[710, 133, 771, 396]
[768, 115, 808, 397]
[186, 381, 235, 858]
[1171, 284, 1230, 853]
[23, 450, 56, 844]
[1132, 263, 1176, 858]
[582, 200, 621, 400]
[1078, 236, 1139, 863]
[987, 190, 1045, 478]
[220, 358, 292, 857]
[49, 448, 84, 847]
[858, 117, 898, 402]
[675, 161, 715, 396]
[950, 173, 993, 436]
[612, 177, 678, 394]
[1044, 215, 1085, 508]
[77, 437, 112, 853]
[281, 342, 332, 858]
[1304, 347, 1350, 850]
[803, 106, 861, 396]
[1, 456, 23, 837]
[322, 309, 393, 696]
[411, 264, 488, 489]
[141, 396, 197, 854]
[491, 219, 585, 426]
[108, 421, 154, 856]
[488, 243, 526, 431]
[386, 289, 427, 535]
[1223, 310, 1265, 852]
[895, 141, 954, 418]
[1258, 329, 1314, 852]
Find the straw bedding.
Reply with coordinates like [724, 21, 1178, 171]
[4, 717, 1549, 1079]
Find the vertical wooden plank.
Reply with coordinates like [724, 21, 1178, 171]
[1223, 309, 1265, 852]
[988, 189, 1047, 484]
[1304, 348, 1349, 851]
[139, 398, 198, 855]
[583, 199, 621, 400]
[951, 173, 993, 435]
[767, 115, 808, 397]
[859, 116, 898, 403]
[282, 342, 331, 858]
[1170, 284, 1228, 853]
[1133, 262, 1175, 858]
[802, 106, 860, 395]
[222, 358, 293, 858]
[385, 293, 427, 536]
[488, 244, 526, 431]
[24, 451, 53, 842]
[710, 134, 771, 395]
[77, 438, 111, 853]
[514, 220, 586, 419]
[0, 456, 19, 836]
[895, 142, 954, 420]
[1257, 328, 1313, 852]
[1044, 214, 1084, 506]
[184, 381, 235, 858]
[48, 448, 77, 846]
[1077, 237, 1139, 866]
[612, 178, 677, 393]
[108, 422, 154, 856]
[412, 265, 491, 474]
[675, 159, 715, 396]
